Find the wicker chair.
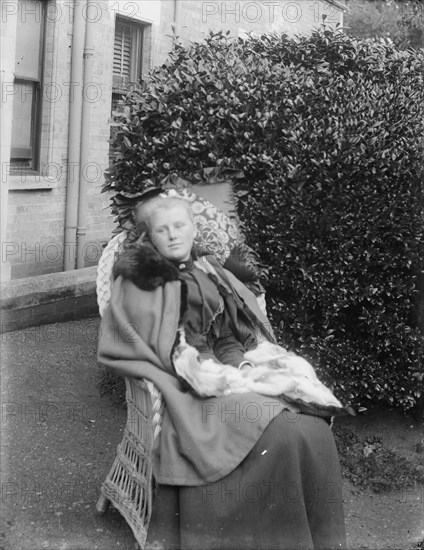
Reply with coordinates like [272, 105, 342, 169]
[95, 191, 248, 549]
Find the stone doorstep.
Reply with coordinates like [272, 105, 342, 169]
[0, 266, 99, 333]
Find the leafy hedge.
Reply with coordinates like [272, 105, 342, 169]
[104, 29, 424, 412]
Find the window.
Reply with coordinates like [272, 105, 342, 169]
[112, 17, 150, 111]
[11, 0, 46, 172]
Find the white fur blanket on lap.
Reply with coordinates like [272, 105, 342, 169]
[173, 332, 354, 418]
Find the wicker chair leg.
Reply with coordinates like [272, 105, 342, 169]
[95, 493, 110, 515]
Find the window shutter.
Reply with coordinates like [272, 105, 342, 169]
[113, 22, 131, 83]
[112, 17, 148, 100]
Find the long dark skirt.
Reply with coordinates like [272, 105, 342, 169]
[146, 412, 346, 550]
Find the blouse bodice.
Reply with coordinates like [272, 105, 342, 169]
[178, 262, 223, 355]
[176, 259, 256, 368]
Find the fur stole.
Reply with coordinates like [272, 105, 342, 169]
[113, 244, 180, 290]
[173, 335, 355, 418]
[112, 242, 263, 293]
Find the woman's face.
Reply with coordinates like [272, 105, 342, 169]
[148, 204, 196, 262]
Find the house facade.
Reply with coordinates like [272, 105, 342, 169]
[1, 0, 346, 281]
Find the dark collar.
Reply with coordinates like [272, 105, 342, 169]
[175, 257, 195, 272]
[113, 246, 201, 290]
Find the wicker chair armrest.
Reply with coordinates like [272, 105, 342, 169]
[97, 231, 128, 317]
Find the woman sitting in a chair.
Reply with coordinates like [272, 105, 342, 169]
[98, 192, 347, 550]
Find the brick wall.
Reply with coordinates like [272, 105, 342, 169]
[82, 5, 116, 264]
[5, 1, 116, 279]
[4, 0, 344, 280]
[5, 1, 73, 279]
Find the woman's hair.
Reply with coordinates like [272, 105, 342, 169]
[135, 196, 194, 233]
